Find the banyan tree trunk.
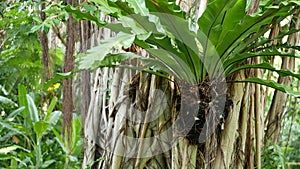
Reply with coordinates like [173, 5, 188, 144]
[82, 1, 300, 169]
[86, 69, 230, 169]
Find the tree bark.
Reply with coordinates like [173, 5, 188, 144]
[212, 1, 262, 169]
[80, 20, 92, 129]
[248, 1, 263, 169]
[40, 0, 50, 81]
[63, 0, 76, 141]
[266, 9, 300, 143]
[82, 15, 115, 169]
[213, 72, 245, 169]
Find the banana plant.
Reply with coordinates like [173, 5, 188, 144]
[0, 85, 62, 168]
[66, 0, 300, 96]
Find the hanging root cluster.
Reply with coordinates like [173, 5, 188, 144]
[175, 77, 233, 145]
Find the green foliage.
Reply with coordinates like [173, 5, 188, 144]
[0, 0, 67, 98]
[0, 85, 83, 168]
[67, 0, 300, 96]
[52, 115, 83, 169]
[280, 94, 300, 163]
[240, 78, 300, 97]
[262, 140, 287, 169]
[78, 32, 135, 69]
[43, 72, 72, 90]
[0, 0, 42, 94]
[0, 1, 77, 165]
[86, 157, 105, 169]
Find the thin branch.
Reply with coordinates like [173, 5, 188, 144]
[52, 25, 66, 46]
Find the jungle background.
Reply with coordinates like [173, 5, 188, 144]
[0, 0, 300, 168]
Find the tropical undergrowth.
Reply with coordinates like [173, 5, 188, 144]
[0, 85, 83, 169]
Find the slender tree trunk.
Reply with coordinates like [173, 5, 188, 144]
[63, 0, 76, 141]
[264, 24, 280, 108]
[80, 20, 92, 129]
[266, 9, 299, 143]
[236, 82, 251, 169]
[40, 0, 50, 81]
[49, 0, 58, 79]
